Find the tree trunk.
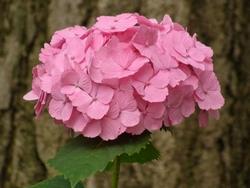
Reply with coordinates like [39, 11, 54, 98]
[0, 0, 249, 188]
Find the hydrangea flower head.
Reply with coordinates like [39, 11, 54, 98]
[24, 13, 224, 140]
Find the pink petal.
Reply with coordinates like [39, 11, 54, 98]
[66, 111, 89, 132]
[101, 59, 123, 78]
[168, 69, 187, 87]
[168, 108, 184, 125]
[197, 91, 224, 110]
[167, 89, 184, 107]
[120, 110, 141, 127]
[133, 25, 158, 46]
[68, 89, 92, 107]
[112, 47, 134, 69]
[147, 103, 165, 118]
[51, 83, 65, 100]
[134, 93, 147, 111]
[100, 118, 126, 140]
[182, 32, 194, 49]
[116, 28, 137, 42]
[87, 31, 106, 51]
[87, 100, 109, 119]
[95, 13, 137, 32]
[23, 90, 39, 101]
[132, 81, 145, 95]
[61, 70, 79, 86]
[78, 74, 92, 93]
[107, 101, 120, 119]
[173, 23, 185, 31]
[128, 57, 149, 71]
[40, 75, 52, 93]
[54, 27, 75, 40]
[136, 14, 163, 29]
[150, 70, 170, 88]
[186, 58, 205, 70]
[182, 75, 199, 89]
[71, 25, 87, 37]
[151, 51, 178, 71]
[48, 99, 64, 120]
[61, 85, 76, 95]
[188, 47, 205, 62]
[144, 85, 168, 102]
[195, 87, 206, 101]
[61, 102, 73, 121]
[35, 92, 47, 117]
[144, 116, 163, 131]
[66, 37, 85, 63]
[82, 121, 101, 138]
[201, 72, 220, 91]
[96, 86, 114, 104]
[174, 43, 187, 56]
[181, 99, 195, 117]
[160, 15, 173, 28]
[124, 99, 137, 111]
[171, 49, 188, 64]
[126, 120, 145, 135]
[196, 41, 213, 57]
[115, 91, 137, 111]
[88, 65, 103, 83]
[133, 64, 154, 83]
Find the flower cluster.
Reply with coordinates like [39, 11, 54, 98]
[24, 13, 224, 140]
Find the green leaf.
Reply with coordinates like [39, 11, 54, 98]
[28, 176, 83, 188]
[120, 142, 160, 164]
[104, 142, 159, 171]
[48, 133, 151, 187]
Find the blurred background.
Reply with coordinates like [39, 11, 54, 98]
[0, 0, 249, 188]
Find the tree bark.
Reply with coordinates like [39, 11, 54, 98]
[0, 0, 249, 188]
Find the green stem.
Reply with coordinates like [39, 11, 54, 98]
[111, 156, 121, 188]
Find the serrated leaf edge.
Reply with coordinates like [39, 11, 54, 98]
[48, 134, 152, 187]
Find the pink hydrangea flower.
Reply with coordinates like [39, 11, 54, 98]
[24, 13, 224, 140]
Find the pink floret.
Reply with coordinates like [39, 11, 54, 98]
[24, 13, 224, 140]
